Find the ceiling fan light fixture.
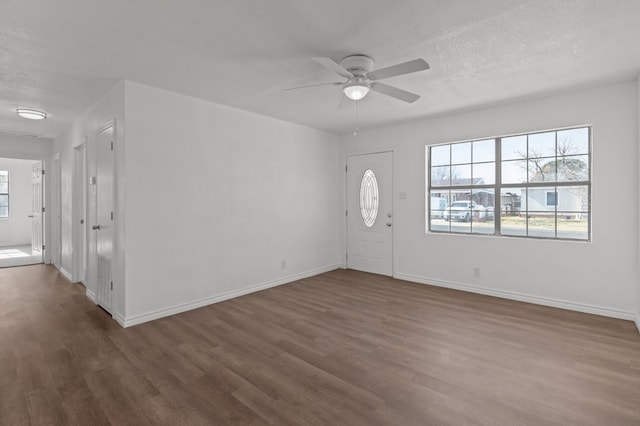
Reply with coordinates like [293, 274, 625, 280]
[16, 108, 47, 120]
[343, 80, 370, 101]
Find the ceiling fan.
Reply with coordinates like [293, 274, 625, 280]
[285, 54, 430, 104]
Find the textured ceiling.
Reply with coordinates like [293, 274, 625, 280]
[1, 0, 639, 139]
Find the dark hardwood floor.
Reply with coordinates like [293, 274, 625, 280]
[1, 264, 640, 425]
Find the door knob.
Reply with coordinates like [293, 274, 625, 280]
[28, 215, 34, 218]
[92, 225, 101, 230]
[387, 222, 392, 227]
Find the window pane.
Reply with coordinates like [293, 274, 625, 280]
[556, 155, 588, 182]
[502, 135, 527, 161]
[500, 188, 526, 236]
[0, 182, 7, 193]
[473, 139, 495, 162]
[430, 145, 450, 166]
[557, 128, 589, 155]
[528, 157, 556, 182]
[558, 185, 588, 211]
[0, 195, 7, 206]
[431, 166, 450, 187]
[557, 212, 588, 240]
[451, 142, 471, 164]
[501, 160, 527, 184]
[429, 191, 450, 232]
[472, 162, 495, 185]
[0, 171, 7, 182]
[471, 189, 495, 234]
[501, 187, 526, 215]
[443, 189, 472, 233]
[527, 213, 556, 238]
[359, 169, 379, 228]
[0, 206, 7, 218]
[529, 132, 556, 158]
[451, 164, 471, 186]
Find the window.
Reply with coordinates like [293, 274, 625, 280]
[360, 169, 379, 227]
[0, 171, 8, 218]
[427, 126, 590, 241]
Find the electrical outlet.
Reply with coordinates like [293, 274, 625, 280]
[473, 267, 481, 278]
[281, 260, 287, 269]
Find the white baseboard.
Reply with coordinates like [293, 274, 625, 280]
[120, 264, 341, 328]
[635, 313, 640, 334]
[395, 273, 636, 321]
[86, 288, 97, 303]
[58, 266, 73, 282]
[114, 312, 126, 327]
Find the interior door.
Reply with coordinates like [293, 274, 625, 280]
[95, 124, 114, 312]
[31, 162, 43, 258]
[73, 143, 88, 283]
[347, 151, 393, 276]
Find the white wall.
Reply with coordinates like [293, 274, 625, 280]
[342, 80, 638, 320]
[0, 134, 52, 161]
[0, 158, 35, 247]
[123, 81, 341, 325]
[53, 82, 126, 316]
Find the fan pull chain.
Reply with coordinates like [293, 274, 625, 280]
[354, 100, 359, 136]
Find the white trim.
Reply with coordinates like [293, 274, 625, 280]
[635, 313, 640, 334]
[86, 288, 96, 303]
[395, 272, 636, 321]
[114, 312, 126, 327]
[59, 266, 73, 282]
[119, 264, 341, 328]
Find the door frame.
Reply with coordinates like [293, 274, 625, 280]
[51, 152, 62, 268]
[344, 149, 396, 277]
[30, 161, 45, 262]
[72, 139, 88, 283]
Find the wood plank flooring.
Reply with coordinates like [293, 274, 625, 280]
[1, 264, 640, 425]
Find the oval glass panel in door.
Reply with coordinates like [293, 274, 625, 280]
[360, 169, 379, 227]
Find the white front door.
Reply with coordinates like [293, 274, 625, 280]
[31, 162, 43, 258]
[347, 151, 393, 276]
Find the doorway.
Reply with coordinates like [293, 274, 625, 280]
[346, 151, 393, 276]
[0, 157, 45, 268]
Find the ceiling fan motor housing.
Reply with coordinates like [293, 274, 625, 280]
[340, 55, 374, 77]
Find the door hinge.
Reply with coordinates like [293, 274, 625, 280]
[110, 211, 114, 221]
[345, 210, 348, 216]
[42, 207, 45, 213]
[345, 165, 347, 172]
[110, 141, 114, 151]
[41, 169, 45, 175]
[42, 244, 45, 250]
[110, 281, 113, 290]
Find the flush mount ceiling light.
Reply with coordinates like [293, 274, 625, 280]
[343, 78, 371, 101]
[16, 108, 47, 120]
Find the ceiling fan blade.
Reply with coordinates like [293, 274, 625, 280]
[370, 82, 420, 103]
[283, 81, 342, 91]
[312, 57, 354, 79]
[367, 58, 430, 81]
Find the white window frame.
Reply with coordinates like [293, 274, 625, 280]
[427, 126, 591, 241]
